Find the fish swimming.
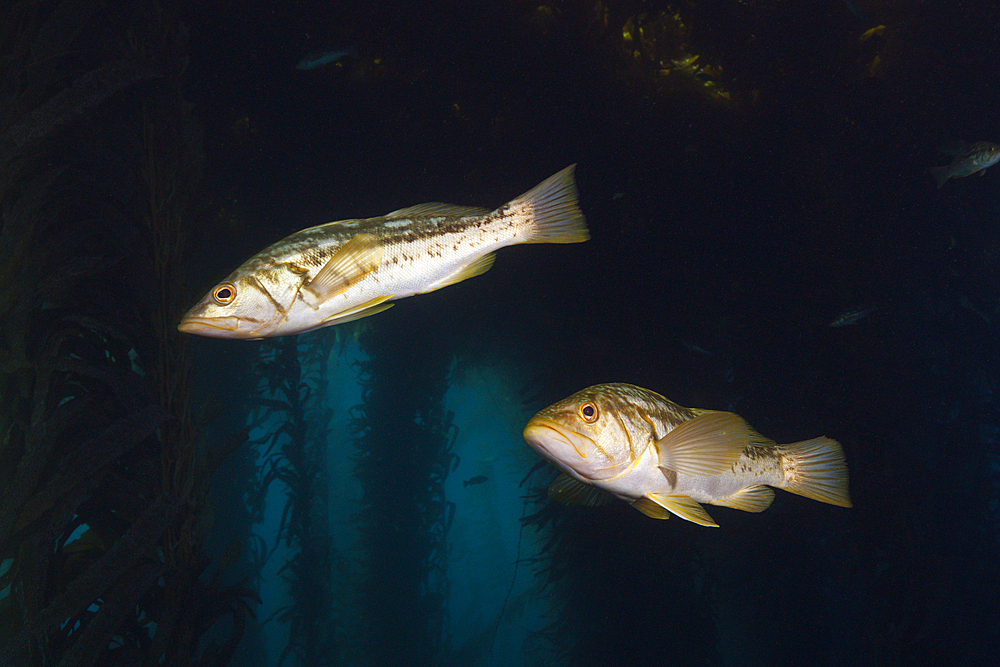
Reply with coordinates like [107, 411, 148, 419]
[829, 305, 874, 327]
[931, 141, 1000, 188]
[178, 166, 588, 338]
[522, 383, 851, 527]
[463, 475, 489, 488]
[296, 47, 356, 71]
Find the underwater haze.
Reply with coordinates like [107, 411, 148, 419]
[2, 0, 1000, 665]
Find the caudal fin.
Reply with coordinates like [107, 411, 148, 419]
[930, 166, 950, 189]
[508, 164, 590, 244]
[778, 437, 852, 508]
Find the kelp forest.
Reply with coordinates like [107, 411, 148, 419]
[0, 5, 551, 663]
[0, 0, 259, 664]
[6, 0, 1000, 665]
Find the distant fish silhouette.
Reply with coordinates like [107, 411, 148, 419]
[463, 475, 488, 488]
[296, 47, 357, 71]
[681, 340, 712, 356]
[930, 141, 1000, 188]
[829, 306, 874, 327]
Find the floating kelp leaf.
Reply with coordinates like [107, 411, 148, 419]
[0, 393, 94, 552]
[54, 559, 163, 667]
[1, 59, 162, 160]
[11, 404, 170, 538]
[0, 493, 182, 664]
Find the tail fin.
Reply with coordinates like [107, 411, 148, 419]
[930, 166, 950, 189]
[508, 164, 590, 244]
[778, 437, 852, 508]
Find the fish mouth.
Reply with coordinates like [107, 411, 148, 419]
[177, 316, 242, 335]
[523, 418, 593, 460]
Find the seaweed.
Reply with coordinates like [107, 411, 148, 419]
[0, 2, 257, 665]
[521, 466, 721, 666]
[348, 317, 458, 667]
[247, 335, 341, 666]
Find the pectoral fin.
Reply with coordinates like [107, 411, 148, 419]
[654, 411, 751, 477]
[646, 493, 719, 527]
[301, 233, 382, 306]
[710, 485, 775, 513]
[548, 473, 612, 507]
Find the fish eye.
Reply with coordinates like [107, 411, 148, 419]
[578, 401, 599, 423]
[213, 283, 237, 305]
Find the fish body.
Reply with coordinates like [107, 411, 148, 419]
[522, 383, 851, 527]
[179, 166, 588, 338]
[829, 306, 873, 327]
[463, 475, 488, 487]
[296, 47, 356, 70]
[931, 141, 1000, 188]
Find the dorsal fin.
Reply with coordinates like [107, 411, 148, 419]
[385, 203, 490, 219]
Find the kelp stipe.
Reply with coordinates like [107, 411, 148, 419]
[348, 317, 458, 666]
[522, 463, 721, 666]
[0, 2, 257, 665]
[248, 335, 341, 666]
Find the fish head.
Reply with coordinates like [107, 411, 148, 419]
[968, 141, 1000, 166]
[983, 143, 1000, 165]
[523, 383, 655, 483]
[178, 264, 302, 339]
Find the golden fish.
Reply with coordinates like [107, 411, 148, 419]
[523, 383, 851, 527]
[179, 166, 588, 338]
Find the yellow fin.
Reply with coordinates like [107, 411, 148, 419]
[655, 411, 750, 477]
[420, 253, 495, 293]
[778, 437, 852, 508]
[548, 473, 612, 507]
[314, 295, 394, 329]
[710, 485, 775, 513]
[630, 496, 671, 520]
[301, 233, 382, 305]
[647, 494, 719, 527]
[509, 165, 590, 244]
[385, 203, 490, 218]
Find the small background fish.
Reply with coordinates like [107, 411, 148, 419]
[463, 475, 488, 488]
[930, 141, 1000, 188]
[829, 305, 874, 327]
[296, 47, 357, 70]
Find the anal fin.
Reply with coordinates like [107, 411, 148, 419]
[709, 485, 775, 513]
[420, 253, 496, 294]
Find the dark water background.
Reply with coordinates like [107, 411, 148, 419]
[3, 0, 1000, 665]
